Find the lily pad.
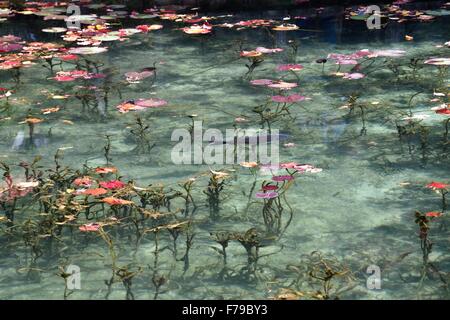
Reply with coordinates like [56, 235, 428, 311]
[112, 11, 129, 17]
[130, 14, 158, 19]
[68, 47, 108, 55]
[99, 16, 118, 21]
[17, 11, 35, 15]
[107, 4, 126, 10]
[425, 9, 450, 16]
[424, 58, 450, 66]
[135, 98, 168, 108]
[92, 35, 120, 42]
[350, 14, 369, 21]
[109, 28, 141, 36]
[35, 8, 66, 16]
[86, 4, 106, 10]
[42, 27, 67, 33]
[65, 14, 98, 22]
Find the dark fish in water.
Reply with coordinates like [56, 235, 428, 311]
[124, 63, 157, 84]
[210, 133, 290, 145]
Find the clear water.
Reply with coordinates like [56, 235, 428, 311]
[0, 2, 449, 300]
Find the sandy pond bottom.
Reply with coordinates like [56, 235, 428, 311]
[0, 3, 450, 300]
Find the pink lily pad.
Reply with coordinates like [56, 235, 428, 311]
[134, 98, 168, 108]
[371, 49, 406, 57]
[0, 43, 23, 53]
[336, 59, 358, 65]
[424, 58, 450, 66]
[272, 175, 294, 182]
[54, 75, 76, 82]
[276, 64, 303, 71]
[343, 73, 365, 80]
[255, 191, 279, 199]
[250, 79, 274, 86]
[256, 47, 283, 54]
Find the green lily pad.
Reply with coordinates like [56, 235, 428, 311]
[112, 11, 128, 16]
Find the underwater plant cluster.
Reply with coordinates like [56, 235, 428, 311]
[0, 0, 449, 300]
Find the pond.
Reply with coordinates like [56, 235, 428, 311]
[0, 1, 449, 300]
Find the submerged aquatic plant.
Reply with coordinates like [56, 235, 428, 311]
[434, 105, 450, 143]
[286, 252, 355, 300]
[147, 226, 166, 300]
[257, 163, 321, 236]
[258, 181, 288, 236]
[128, 116, 156, 155]
[252, 96, 296, 131]
[0, 162, 39, 227]
[210, 231, 233, 269]
[415, 210, 437, 265]
[235, 228, 262, 278]
[0, 87, 13, 114]
[115, 265, 143, 300]
[177, 222, 195, 274]
[342, 93, 370, 135]
[240, 50, 264, 79]
[179, 178, 197, 218]
[396, 112, 431, 162]
[240, 161, 259, 214]
[58, 265, 77, 300]
[103, 134, 113, 165]
[414, 210, 446, 291]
